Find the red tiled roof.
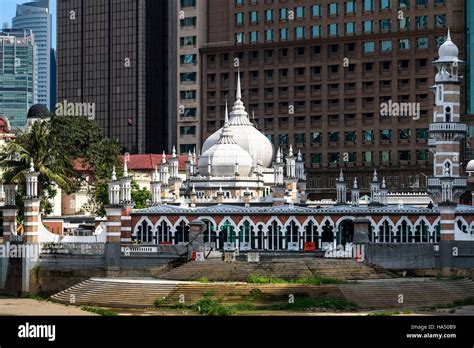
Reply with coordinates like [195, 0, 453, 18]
[73, 154, 188, 173]
[121, 154, 187, 171]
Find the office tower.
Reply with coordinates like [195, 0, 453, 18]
[57, 0, 177, 154]
[12, 0, 52, 111]
[201, 0, 465, 198]
[176, 0, 207, 155]
[0, 29, 36, 128]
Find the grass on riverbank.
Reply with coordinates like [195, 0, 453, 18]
[81, 306, 118, 316]
[246, 275, 345, 285]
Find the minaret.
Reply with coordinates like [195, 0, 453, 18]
[379, 178, 388, 205]
[427, 30, 467, 242]
[120, 160, 132, 204]
[369, 169, 380, 205]
[272, 147, 286, 206]
[351, 178, 360, 207]
[151, 165, 162, 205]
[428, 29, 467, 205]
[336, 169, 347, 205]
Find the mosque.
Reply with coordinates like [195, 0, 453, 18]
[92, 31, 471, 252]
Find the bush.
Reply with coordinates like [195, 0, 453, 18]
[81, 306, 118, 316]
[267, 297, 358, 311]
[198, 277, 210, 283]
[193, 298, 235, 316]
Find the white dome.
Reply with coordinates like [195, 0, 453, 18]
[438, 30, 459, 60]
[199, 119, 253, 177]
[466, 159, 474, 172]
[202, 78, 274, 168]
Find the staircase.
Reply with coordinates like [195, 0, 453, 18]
[340, 278, 474, 309]
[157, 258, 395, 282]
[50, 278, 178, 309]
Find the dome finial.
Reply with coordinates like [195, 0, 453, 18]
[29, 158, 35, 172]
[447, 27, 451, 41]
[162, 151, 167, 164]
[123, 159, 128, 177]
[339, 169, 344, 182]
[111, 166, 117, 181]
[236, 68, 242, 101]
[172, 146, 176, 158]
[373, 169, 378, 182]
[353, 178, 358, 189]
[225, 100, 229, 124]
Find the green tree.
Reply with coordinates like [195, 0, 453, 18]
[0, 120, 76, 215]
[131, 180, 152, 209]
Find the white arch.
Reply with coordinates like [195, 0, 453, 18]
[133, 216, 154, 237]
[173, 216, 190, 233]
[282, 216, 303, 230]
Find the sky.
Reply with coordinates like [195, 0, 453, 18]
[0, 0, 56, 48]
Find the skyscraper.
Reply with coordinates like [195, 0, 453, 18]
[12, 0, 52, 111]
[201, 0, 465, 198]
[0, 29, 36, 128]
[57, 0, 177, 154]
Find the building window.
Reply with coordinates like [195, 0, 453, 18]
[345, 1, 356, 13]
[345, 22, 356, 34]
[328, 132, 339, 142]
[280, 28, 289, 40]
[399, 150, 411, 161]
[417, 37, 428, 49]
[364, 20, 374, 33]
[381, 150, 391, 162]
[280, 8, 288, 20]
[364, 151, 373, 162]
[328, 3, 338, 15]
[265, 9, 274, 22]
[363, 130, 375, 142]
[364, 42, 375, 53]
[416, 0, 427, 5]
[250, 11, 259, 23]
[381, 40, 392, 52]
[180, 126, 196, 136]
[266, 134, 274, 143]
[180, 36, 196, 46]
[180, 90, 196, 100]
[417, 150, 428, 161]
[180, 144, 195, 153]
[399, 0, 409, 7]
[312, 25, 322, 38]
[265, 29, 274, 42]
[380, 0, 391, 9]
[295, 6, 305, 18]
[250, 31, 259, 43]
[180, 54, 197, 65]
[279, 134, 289, 144]
[364, 0, 374, 11]
[328, 23, 339, 36]
[329, 153, 339, 164]
[183, 108, 196, 117]
[399, 39, 410, 50]
[380, 19, 391, 31]
[235, 12, 244, 25]
[180, 72, 196, 82]
[311, 132, 322, 144]
[235, 0, 244, 4]
[311, 5, 322, 17]
[416, 15, 428, 29]
[235, 32, 245, 44]
[311, 153, 322, 164]
[435, 14, 447, 27]
[435, 35, 446, 47]
[295, 133, 305, 144]
[416, 128, 428, 140]
[295, 27, 306, 39]
[399, 17, 410, 30]
[380, 129, 392, 141]
[180, 17, 196, 27]
[181, 0, 196, 7]
[345, 131, 356, 142]
[399, 129, 411, 140]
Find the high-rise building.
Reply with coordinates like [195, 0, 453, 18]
[0, 29, 36, 128]
[176, 0, 207, 155]
[56, 0, 177, 154]
[201, 0, 465, 199]
[12, 0, 52, 111]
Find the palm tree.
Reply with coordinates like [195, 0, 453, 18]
[0, 120, 77, 212]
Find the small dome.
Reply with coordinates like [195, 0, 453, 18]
[199, 110, 253, 177]
[27, 104, 50, 119]
[438, 30, 459, 60]
[466, 159, 474, 172]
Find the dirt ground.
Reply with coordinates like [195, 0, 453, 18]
[0, 295, 96, 316]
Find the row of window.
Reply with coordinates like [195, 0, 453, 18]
[307, 150, 429, 164]
[264, 129, 428, 145]
[234, 0, 445, 10]
[235, 21, 446, 43]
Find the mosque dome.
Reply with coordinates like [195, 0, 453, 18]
[27, 104, 50, 119]
[466, 159, 474, 173]
[201, 74, 274, 168]
[199, 106, 253, 177]
[438, 29, 459, 61]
